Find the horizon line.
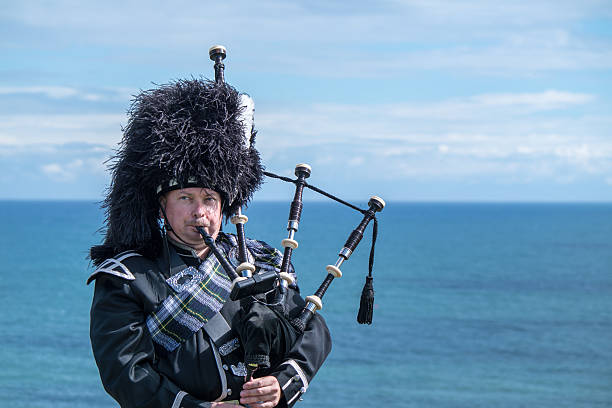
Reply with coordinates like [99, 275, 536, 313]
[1, 198, 611, 205]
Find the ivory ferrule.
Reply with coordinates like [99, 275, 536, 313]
[282, 238, 298, 249]
[230, 214, 248, 225]
[305, 295, 322, 312]
[279, 272, 295, 287]
[236, 262, 255, 277]
[287, 220, 299, 231]
[325, 265, 342, 278]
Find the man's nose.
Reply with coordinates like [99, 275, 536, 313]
[193, 200, 208, 217]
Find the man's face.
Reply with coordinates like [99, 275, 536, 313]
[160, 187, 223, 250]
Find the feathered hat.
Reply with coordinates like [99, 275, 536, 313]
[90, 77, 263, 264]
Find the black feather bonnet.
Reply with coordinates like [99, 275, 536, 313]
[91, 78, 263, 264]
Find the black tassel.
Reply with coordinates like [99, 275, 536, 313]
[357, 217, 378, 324]
[357, 275, 374, 324]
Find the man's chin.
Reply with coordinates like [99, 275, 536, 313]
[185, 235, 208, 246]
[189, 227, 219, 240]
[170, 231, 207, 247]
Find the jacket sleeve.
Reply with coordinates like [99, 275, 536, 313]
[90, 275, 212, 408]
[246, 238, 332, 407]
[267, 290, 332, 408]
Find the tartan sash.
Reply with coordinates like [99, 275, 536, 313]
[146, 250, 231, 352]
[145, 233, 292, 352]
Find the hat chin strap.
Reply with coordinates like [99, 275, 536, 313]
[158, 204, 203, 249]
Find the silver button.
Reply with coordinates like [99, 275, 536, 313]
[227, 388, 232, 396]
[223, 364, 229, 370]
[300, 387, 306, 393]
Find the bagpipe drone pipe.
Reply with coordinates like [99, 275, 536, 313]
[202, 46, 385, 381]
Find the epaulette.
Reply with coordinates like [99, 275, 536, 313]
[86, 251, 142, 285]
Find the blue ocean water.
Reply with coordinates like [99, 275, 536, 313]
[0, 201, 611, 407]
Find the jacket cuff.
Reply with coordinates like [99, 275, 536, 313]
[172, 391, 212, 408]
[272, 359, 309, 407]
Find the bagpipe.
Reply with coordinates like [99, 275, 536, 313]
[201, 45, 385, 381]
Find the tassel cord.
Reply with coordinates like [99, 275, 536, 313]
[368, 218, 378, 278]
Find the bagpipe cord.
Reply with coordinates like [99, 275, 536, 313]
[263, 171, 378, 324]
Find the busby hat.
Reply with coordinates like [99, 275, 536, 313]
[91, 78, 263, 264]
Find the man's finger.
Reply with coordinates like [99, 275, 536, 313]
[242, 378, 275, 389]
[241, 385, 273, 397]
[247, 402, 274, 408]
[241, 375, 281, 407]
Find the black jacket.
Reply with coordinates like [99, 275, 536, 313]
[88, 234, 332, 408]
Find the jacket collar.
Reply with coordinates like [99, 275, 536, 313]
[167, 236, 201, 259]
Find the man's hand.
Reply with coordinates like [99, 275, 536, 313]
[240, 376, 282, 408]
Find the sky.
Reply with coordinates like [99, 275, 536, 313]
[1, 0, 611, 202]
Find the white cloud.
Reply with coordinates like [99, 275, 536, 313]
[2, 89, 606, 186]
[0, 86, 79, 99]
[254, 89, 612, 183]
[471, 90, 594, 110]
[0, 1, 610, 200]
[40, 157, 108, 182]
[41, 159, 82, 181]
[2, 1, 611, 78]
[41, 163, 64, 175]
[348, 156, 365, 166]
[6, 0, 608, 40]
[0, 86, 136, 102]
[316, 90, 594, 126]
[0, 114, 124, 146]
[258, 89, 598, 144]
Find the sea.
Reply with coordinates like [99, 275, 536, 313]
[0, 201, 611, 408]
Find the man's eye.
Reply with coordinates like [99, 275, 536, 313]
[180, 196, 191, 200]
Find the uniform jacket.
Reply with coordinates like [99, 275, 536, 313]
[88, 233, 332, 408]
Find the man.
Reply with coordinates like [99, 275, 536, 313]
[88, 78, 331, 408]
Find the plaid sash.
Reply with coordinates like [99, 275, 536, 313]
[146, 249, 231, 352]
[145, 233, 293, 353]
